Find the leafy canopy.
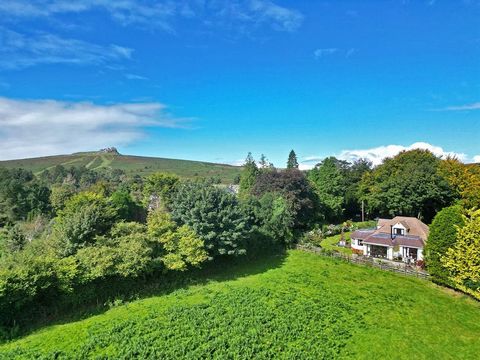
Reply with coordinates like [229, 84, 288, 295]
[359, 149, 454, 223]
[252, 169, 318, 230]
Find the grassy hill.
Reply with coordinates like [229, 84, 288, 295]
[1, 250, 479, 359]
[0, 151, 242, 183]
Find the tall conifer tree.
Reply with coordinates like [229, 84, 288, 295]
[287, 150, 299, 169]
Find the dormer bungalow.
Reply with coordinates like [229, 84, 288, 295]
[350, 217, 429, 263]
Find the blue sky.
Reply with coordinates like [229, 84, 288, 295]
[0, 0, 479, 167]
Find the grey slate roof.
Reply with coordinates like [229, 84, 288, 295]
[351, 216, 428, 248]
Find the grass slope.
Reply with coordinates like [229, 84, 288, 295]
[0, 152, 242, 183]
[320, 232, 353, 254]
[1, 250, 479, 359]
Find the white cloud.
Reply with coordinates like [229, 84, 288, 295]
[473, 155, 480, 163]
[0, 28, 133, 70]
[437, 102, 480, 111]
[301, 142, 469, 169]
[338, 142, 467, 166]
[0, 97, 191, 160]
[0, 0, 303, 33]
[299, 163, 315, 171]
[314, 48, 338, 59]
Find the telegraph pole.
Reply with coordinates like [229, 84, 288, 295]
[361, 200, 365, 222]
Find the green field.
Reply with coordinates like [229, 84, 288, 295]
[0, 151, 242, 183]
[1, 250, 479, 359]
[320, 232, 353, 254]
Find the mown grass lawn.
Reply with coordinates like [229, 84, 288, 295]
[1, 250, 479, 359]
[320, 232, 353, 254]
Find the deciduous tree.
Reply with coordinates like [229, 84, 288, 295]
[442, 209, 480, 299]
[307, 157, 347, 223]
[359, 149, 454, 222]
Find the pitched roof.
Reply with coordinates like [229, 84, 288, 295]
[377, 216, 429, 240]
[363, 233, 424, 248]
[351, 229, 375, 240]
[351, 216, 429, 248]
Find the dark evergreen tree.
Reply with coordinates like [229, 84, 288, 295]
[425, 205, 465, 286]
[171, 181, 249, 257]
[287, 150, 299, 169]
[239, 152, 259, 198]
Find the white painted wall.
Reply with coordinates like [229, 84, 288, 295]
[387, 247, 394, 260]
[351, 238, 365, 251]
[392, 223, 407, 236]
[417, 248, 423, 261]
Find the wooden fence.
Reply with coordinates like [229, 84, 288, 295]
[296, 244, 430, 280]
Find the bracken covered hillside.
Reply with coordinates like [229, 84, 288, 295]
[0, 151, 242, 184]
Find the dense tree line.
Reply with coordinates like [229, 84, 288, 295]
[0, 160, 301, 335]
[1, 147, 480, 336]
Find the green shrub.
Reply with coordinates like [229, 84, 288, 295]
[171, 181, 249, 257]
[53, 192, 117, 256]
[425, 205, 465, 286]
[442, 209, 480, 299]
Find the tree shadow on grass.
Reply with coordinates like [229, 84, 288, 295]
[2, 249, 288, 343]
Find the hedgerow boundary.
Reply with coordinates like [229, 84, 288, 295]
[296, 244, 430, 280]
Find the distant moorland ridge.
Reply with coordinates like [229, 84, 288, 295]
[0, 150, 242, 183]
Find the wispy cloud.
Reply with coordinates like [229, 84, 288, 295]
[125, 73, 149, 81]
[345, 48, 356, 58]
[301, 142, 470, 169]
[0, 1, 177, 32]
[0, 0, 304, 33]
[314, 48, 338, 59]
[314, 47, 357, 59]
[0, 28, 133, 70]
[0, 97, 192, 160]
[435, 102, 480, 111]
[249, 0, 304, 32]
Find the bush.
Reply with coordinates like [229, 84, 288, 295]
[53, 192, 118, 256]
[425, 205, 465, 286]
[143, 173, 180, 210]
[147, 211, 208, 270]
[245, 193, 294, 246]
[171, 181, 249, 257]
[442, 209, 480, 299]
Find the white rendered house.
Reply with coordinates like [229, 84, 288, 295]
[351, 217, 429, 263]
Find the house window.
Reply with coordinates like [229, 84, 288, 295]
[394, 228, 404, 236]
[357, 239, 363, 246]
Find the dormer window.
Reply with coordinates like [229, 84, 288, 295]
[393, 227, 405, 236]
